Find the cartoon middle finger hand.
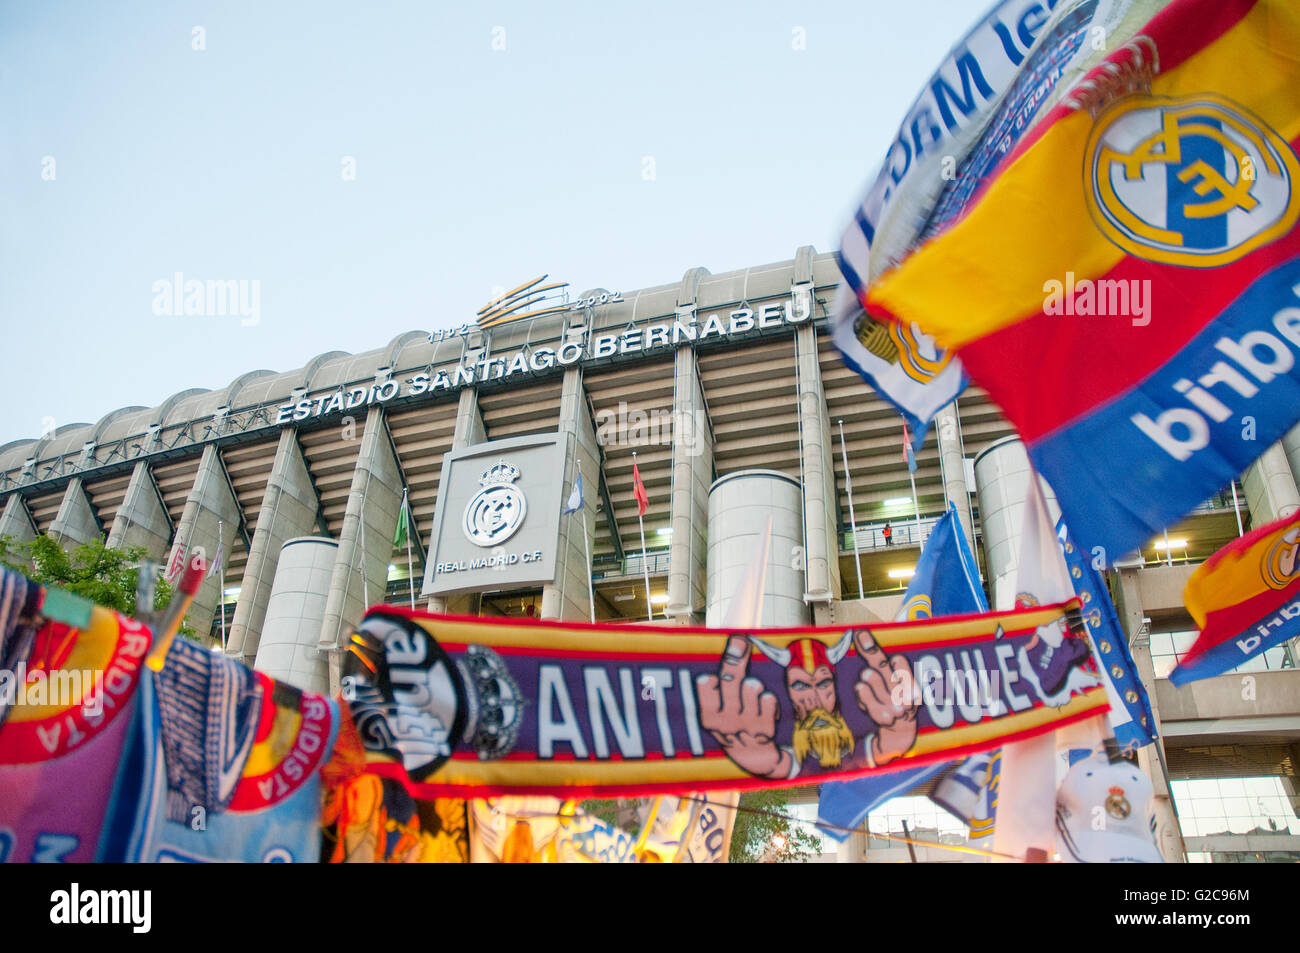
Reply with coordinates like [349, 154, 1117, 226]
[855, 665, 903, 726]
[888, 655, 919, 720]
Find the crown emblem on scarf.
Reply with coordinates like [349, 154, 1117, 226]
[459, 645, 523, 762]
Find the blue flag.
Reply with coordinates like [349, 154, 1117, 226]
[932, 749, 999, 841]
[1056, 518, 1157, 751]
[817, 503, 986, 842]
[563, 471, 584, 515]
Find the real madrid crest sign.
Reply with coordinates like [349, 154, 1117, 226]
[425, 433, 564, 597]
[462, 460, 527, 547]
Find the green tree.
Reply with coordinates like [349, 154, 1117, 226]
[0, 533, 195, 639]
[728, 788, 822, 863]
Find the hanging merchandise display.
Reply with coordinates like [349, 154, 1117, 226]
[341, 603, 1109, 799]
[104, 639, 342, 863]
[0, 602, 152, 863]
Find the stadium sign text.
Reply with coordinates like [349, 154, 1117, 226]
[275, 289, 813, 425]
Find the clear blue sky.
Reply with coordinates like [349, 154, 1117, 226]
[0, 0, 986, 445]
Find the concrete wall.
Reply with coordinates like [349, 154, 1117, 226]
[0, 494, 36, 546]
[106, 461, 172, 559]
[1132, 562, 1197, 616]
[935, 401, 976, 551]
[794, 322, 841, 624]
[1242, 441, 1300, 525]
[425, 387, 485, 617]
[318, 407, 404, 693]
[225, 430, 322, 665]
[172, 444, 243, 637]
[666, 346, 712, 624]
[541, 367, 600, 622]
[0, 495, 36, 570]
[829, 593, 906, 626]
[1283, 422, 1300, 495]
[253, 537, 336, 695]
[48, 477, 101, 548]
[707, 470, 805, 627]
[1155, 669, 1300, 738]
[973, 437, 1060, 610]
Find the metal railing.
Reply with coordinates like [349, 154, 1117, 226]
[842, 515, 941, 552]
[1189, 483, 1246, 516]
[594, 549, 671, 579]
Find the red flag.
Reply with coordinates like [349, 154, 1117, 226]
[632, 460, 648, 517]
[1171, 509, 1300, 685]
[164, 535, 187, 584]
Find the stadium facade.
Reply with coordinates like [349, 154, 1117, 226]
[3, 246, 1299, 862]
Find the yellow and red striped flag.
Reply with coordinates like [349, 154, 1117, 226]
[860, 0, 1300, 563]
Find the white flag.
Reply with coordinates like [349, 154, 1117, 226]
[563, 471, 583, 515]
[207, 541, 223, 579]
[993, 473, 1101, 863]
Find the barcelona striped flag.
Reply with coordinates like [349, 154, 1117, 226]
[1171, 508, 1300, 685]
[862, 0, 1300, 561]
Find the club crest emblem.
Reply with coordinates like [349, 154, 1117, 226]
[853, 313, 954, 384]
[456, 645, 524, 761]
[342, 613, 467, 781]
[1105, 785, 1132, 820]
[462, 460, 527, 548]
[1262, 526, 1299, 591]
[1085, 93, 1300, 268]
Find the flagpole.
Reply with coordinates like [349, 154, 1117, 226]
[359, 510, 369, 607]
[902, 420, 923, 546]
[838, 419, 865, 600]
[580, 462, 595, 624]
[1229, 481, 1244, 537]
[909, 465, 922, 546]
[633, 451, 652, 622]
[218, 519, 226, 652]
[403, 488, 415, 609]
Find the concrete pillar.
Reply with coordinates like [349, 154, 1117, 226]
[665, 347, 712, 625]
[426, 388, 485, 616]
[1112, 567, 1188, 863]
[1283, 422, 1300, 493]
[452, 384, 487, 448]
[106, 461, 172, 559]
[0, 495, 37, 569]
[540, 367, 600, 622]
[836, 825, 868, 863]
[48, 477, 101, 548]
[794, 323, 841, 624]
[0, 495, 36, 545]
[318, 406, 404, 694]
[172, 444, 243, 638]
[972, 437, 1060, 610]
[935, 402, 976, 551]
[225, 430, 321, 666]
[707, 471, 805, 627]
[1242, 442, 1300, 526]
[253, 537, 336, 695]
